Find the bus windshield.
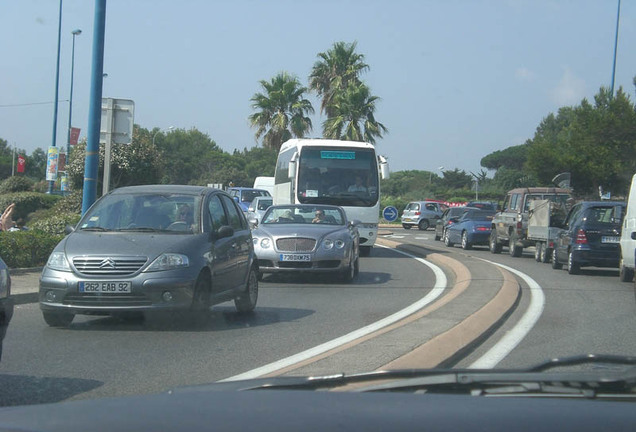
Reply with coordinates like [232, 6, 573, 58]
[296, 147, 379, 207]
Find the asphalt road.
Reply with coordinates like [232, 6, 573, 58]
[383, 227, 636, 368]
[0, 246, 436, 406]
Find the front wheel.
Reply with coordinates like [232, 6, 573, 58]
[191, 272, 211, 314]
[489, 231, 502, 254]
[444, 230, 454, 247]
[42, 311, 74, 328]
[540, 246, 551, 263]
[235, 266, 258, 313]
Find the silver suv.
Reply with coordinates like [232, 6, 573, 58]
[401, 201, 447, 230]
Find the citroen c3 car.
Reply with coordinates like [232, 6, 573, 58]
[39, 185, 259, 327]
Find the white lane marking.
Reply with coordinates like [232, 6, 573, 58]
[415, 236, 430, 240]
[386, 235, 406, 239]
[222, 245, 447, 381]
[469, 260, 545, 369]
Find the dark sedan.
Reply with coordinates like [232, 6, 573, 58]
[434, 206, 467, 241]
[552, 201, 626, 274]
[444, 209, 496, 250]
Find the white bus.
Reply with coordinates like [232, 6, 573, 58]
[273, 138, 389, 256]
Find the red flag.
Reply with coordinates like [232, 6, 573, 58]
[70, 127, 81, 146]
[17, 155, 26, 173]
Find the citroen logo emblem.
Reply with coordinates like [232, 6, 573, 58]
[99, 258, 116, 269]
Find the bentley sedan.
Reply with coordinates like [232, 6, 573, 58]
[250, 205, 360, 282]
[39, 185, 259, 327]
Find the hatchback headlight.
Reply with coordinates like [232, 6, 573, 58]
[47, 252, 71, 272]
[145, 253, 189, 272]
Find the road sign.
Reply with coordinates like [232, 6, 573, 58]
[383, 206, 398, 222]
[100, 98, 134, 144]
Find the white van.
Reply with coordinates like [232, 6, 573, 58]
[253, 176, 274, 196]
[619, 173, 636, 281]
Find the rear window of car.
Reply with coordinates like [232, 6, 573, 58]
[582, 206, 624, 224]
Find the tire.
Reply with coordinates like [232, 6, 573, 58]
[444, 230, 454, 247]
[42, 311, 74, 328]
[567, 251, 580, 275]
[418, 219, 429, 231]
[508, 232, 523, 257]
[461, 231, 472, 250]
[619, 256, 634, 282]
[340, 253, 357, 283]
[402, 224, 411, 230]
[541, 246, 551, 264]
[359, 246, 372, 257]
[551, 250, 563, 269]
[489, 231, 502, 254]
[434, 233, 441, 241]
[235, 266, 258, 313]
[191, 271, 211, 314]
[534, 242, 543, 262]
[353, 254, 360, 277]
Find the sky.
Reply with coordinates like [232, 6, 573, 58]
[1, 0, 634, 178]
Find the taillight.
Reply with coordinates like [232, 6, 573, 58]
[575, 229, 588, 244]
[516, 220, 522, 229]
[415, 211, 421, 216]
[476, 227, 489, 232]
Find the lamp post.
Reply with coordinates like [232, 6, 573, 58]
[153, 126, 175, 146]
[47, 0, 63, 194]
[67, 29, 82, 157]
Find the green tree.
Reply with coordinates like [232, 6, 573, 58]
[249, 72, 314, 151]
[309, 41, 369, 116]
[322, 82, 387, 144]
[480, 143, 528, 171]
[0, 138, 13, 180]
[25, 147, 47, 181]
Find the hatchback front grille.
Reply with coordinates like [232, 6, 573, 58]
[276, 238, 316, 252]
[73, 256, 148, 276]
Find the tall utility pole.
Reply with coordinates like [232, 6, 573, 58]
[610, 0, 621, 98]
[48, 0, 63, 194]
[67, 29, 82, 156]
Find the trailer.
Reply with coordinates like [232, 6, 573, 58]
[527, 199, 567, 263]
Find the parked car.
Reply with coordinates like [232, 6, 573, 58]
[444, 208, 496, 250]
[619, 173, 636, 282]
[247, 196, 273, 226]
[552, 201, 626, 275]
[227, 187, 271, 213]
[434, 206, 467, 241]
[0, 256, 13, 361]
[39, 185, 259, 327]
[401, 201, 447, 230]
[251, 204, 360, 282]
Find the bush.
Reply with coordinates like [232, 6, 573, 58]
[0, 176, 34, 194]
[0, 231, 64, 268]
[29, 212, 81, 235]
[0, 192, 59, 223]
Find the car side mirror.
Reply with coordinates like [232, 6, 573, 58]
[217, 225, 235, 239]
[248, 217, 258, 228]
[350, 219, 361, 227]
[64, 224, 75, 234]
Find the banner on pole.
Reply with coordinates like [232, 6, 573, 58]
[70, 127, 81, 146]
[17, 155, 25, 173]
[46, 146, 59, 181]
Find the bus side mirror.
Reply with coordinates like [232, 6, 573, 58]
[378, 155, 389, 180]
[288, 152, 298, 179]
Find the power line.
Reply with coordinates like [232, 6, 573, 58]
[0, 99, 69, 108]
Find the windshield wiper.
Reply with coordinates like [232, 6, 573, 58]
[192, 354, 636, 399]
[80, 226, 111, 232]
[117, 227, 164, 232]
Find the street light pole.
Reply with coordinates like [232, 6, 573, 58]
[67, 29, 82, 157]
[47, 0, 63, 194]
[153, 126, 175, 146]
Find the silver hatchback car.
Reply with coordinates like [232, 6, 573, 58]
[39, 185, 258, 327]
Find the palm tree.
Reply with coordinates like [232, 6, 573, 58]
[322, 82, 388, 145]
[249, 72, 314, 151]
[309, 41, 369, 116]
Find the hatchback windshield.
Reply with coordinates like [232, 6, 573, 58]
[81, 193, 201, 232]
